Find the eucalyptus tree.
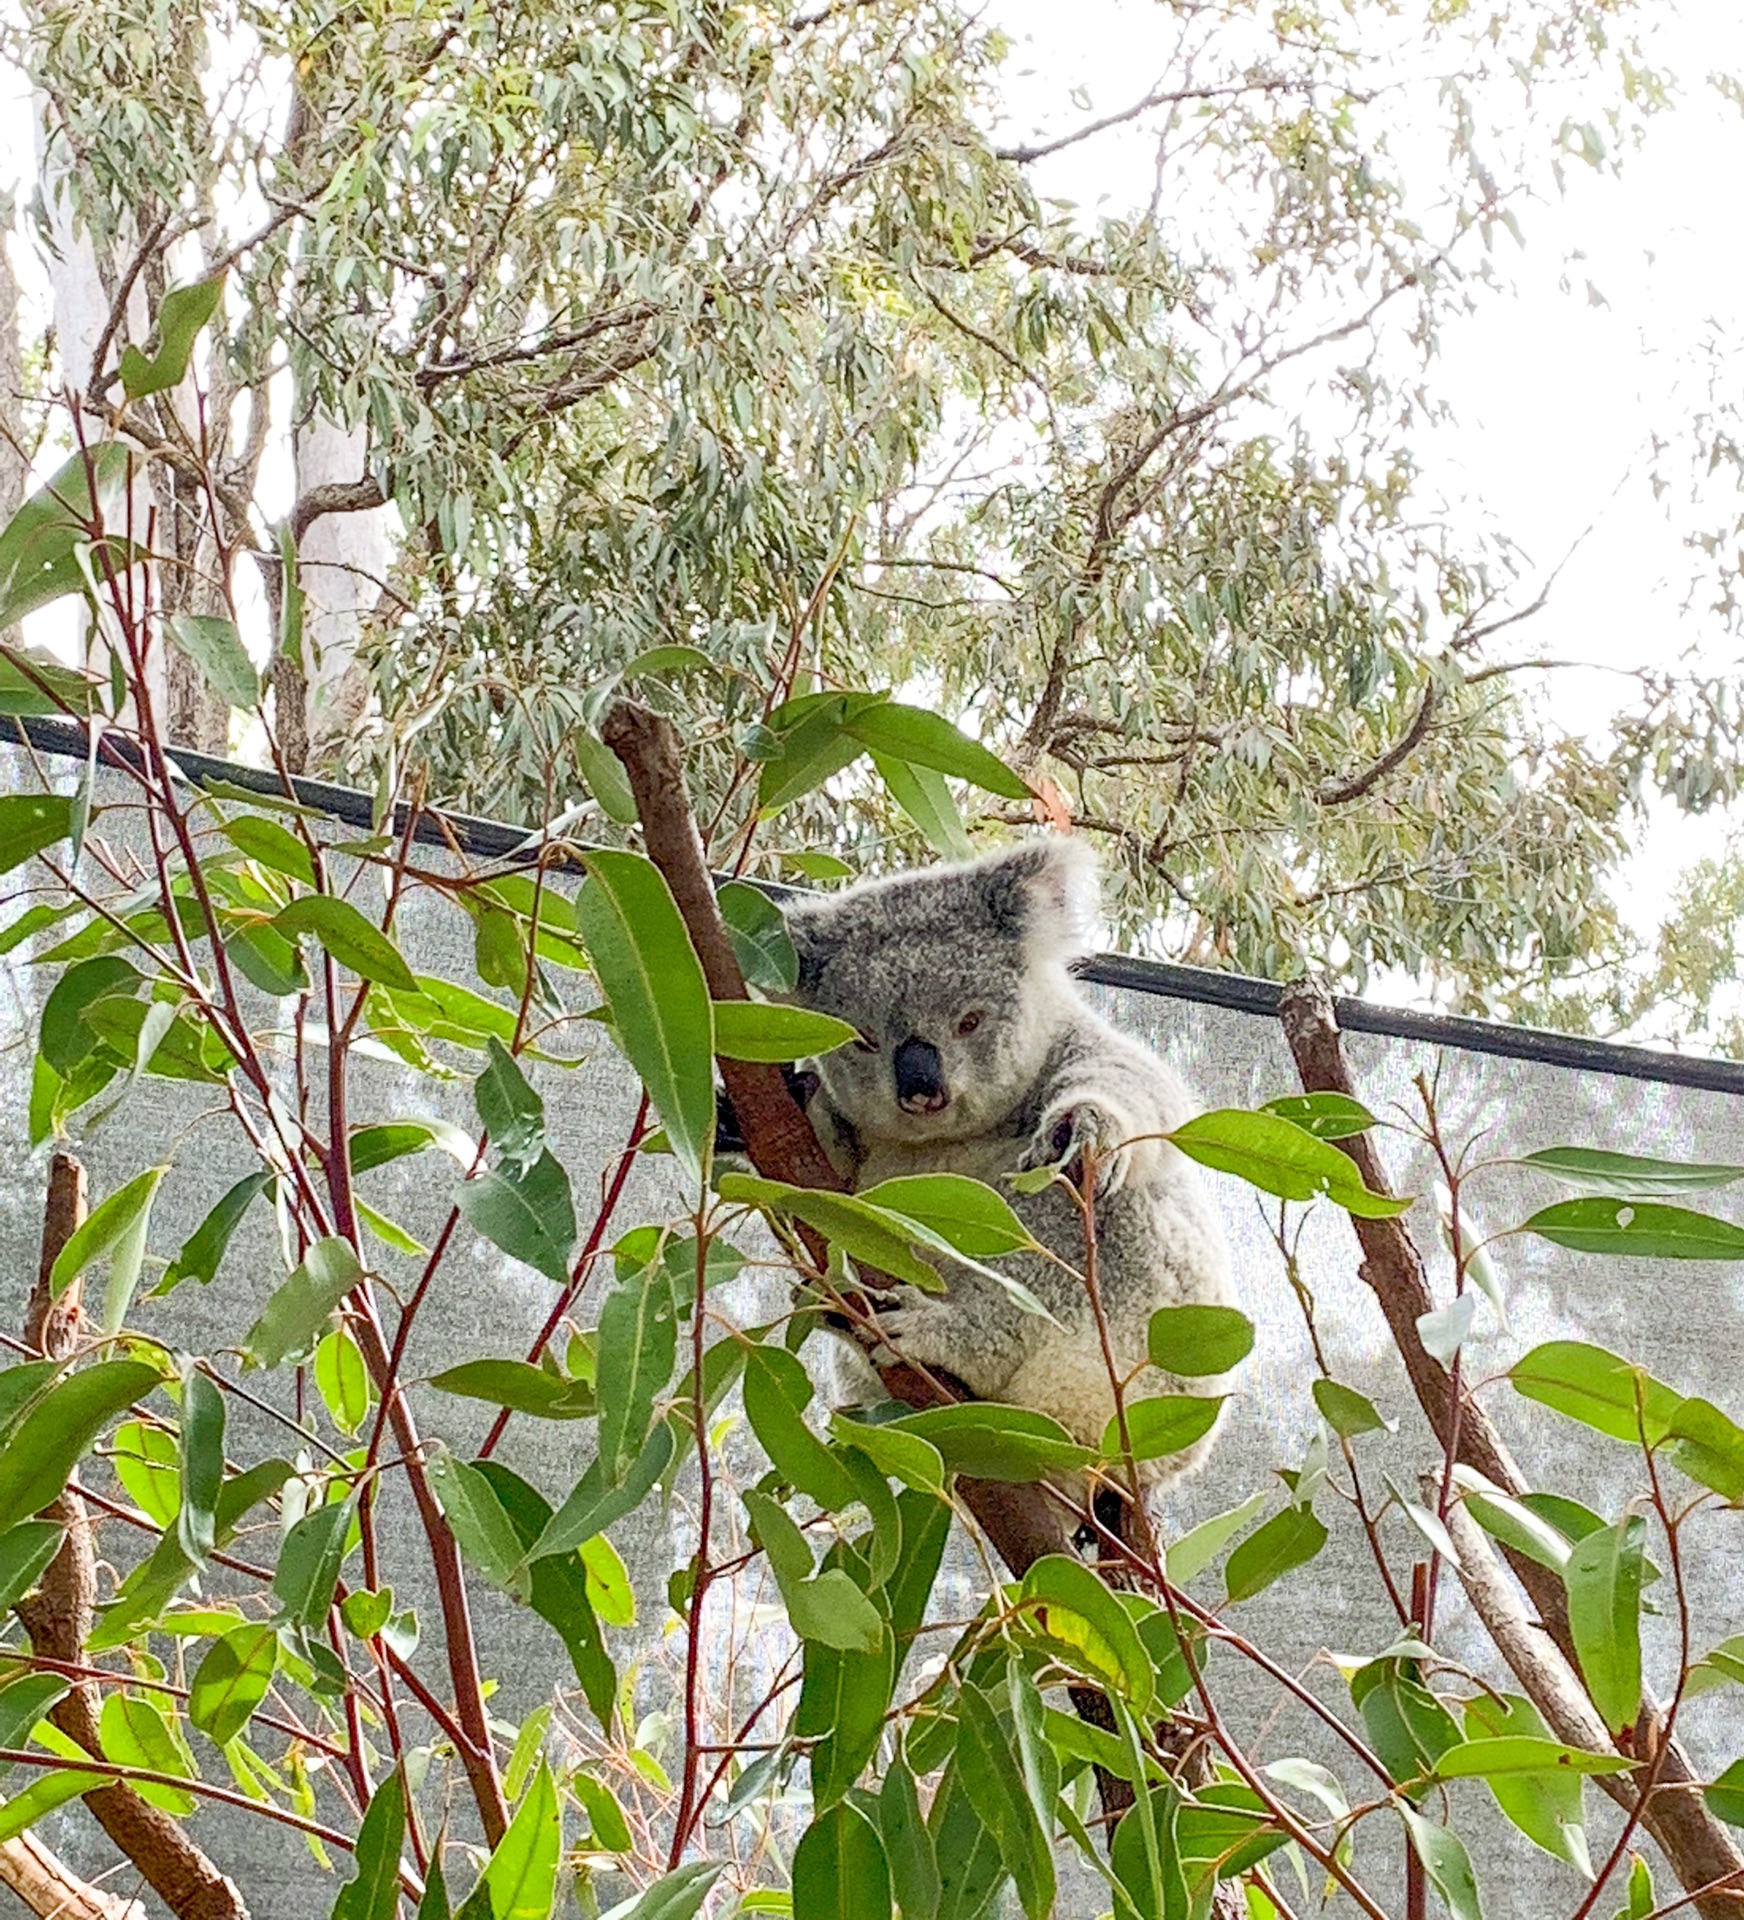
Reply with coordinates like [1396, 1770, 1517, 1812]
[12, 0, 1743, 1026]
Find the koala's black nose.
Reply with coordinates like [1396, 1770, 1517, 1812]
[893, 1036, 949, 1115]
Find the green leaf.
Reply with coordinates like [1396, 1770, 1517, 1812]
[1522, 1198, 1744, 1259]
[1146, 1305, 1254, 1377]
[872, 750, 972, 858]
[574, 729, 639, 825]
[799, 1620, 898, 1808]
[1705, 1758, 1744, 1828]
[118, 274, 224, 398]
[1510, 1342, 1683, 1446]
[166, 614, 260, 711]
[878, 1759, 940, 1920]
[176, 1364, 224, 1567]
[712, 1001, 858, 1061]
[276, 521, 303, 668]
[1166, 1109, 1411, 1218]
[457, 1152, 576, 1286]
[316, 1328, 373, 1434]
[843, 703, 1031, 801]
[40, 955, 138, 1073]
[350, 1118, 473, 1177]
[1518, 1146, 1744, 1195]
[1260, 1092, 1378, 1139]
[793, 1801, 892, 1920]
[0, 446, 132, 629]
[1433, 1736, 1633, 1780]
[1020, 1554, 1153, 1712]
[0, 1359, 160, 1533]
[0, 1521, 65, 1613]
[596, 1263, 677, 1486]
[742, 1346, 858, 1510]
[1104, 1393, 1224, 1463]
[0, 1671, 68, 1754]
[162, 1171, 273, 1292]
[571, 1772, 633, 1851]
[1224, 1505, 1328, 1604]
[1400, 1807, 1483, 1920]
[243, 1237, 364, 1369]
[479, 1762, 560, 1920]
[1566, 1516, 1646, 1734]
[830, 1413, 947, 1495]
[1312, 1377, 1395, 1438]
[272, 897, 419, 994]
[0, 793, 75, 880]
[891, 1404, 1093, 1481]
[856, 1175, 1035, 1259]
[575, 851, 714, 1185]
[333, 1765, 407, 1920]
[716, 1173, 945, 1294]
[525, 1421, 675, 1564]
[1165, 1491, 1269, 1585]
[474, 1040, 546, 1175]
[1665, 1396, 1744, 1501]
[221, 815, 316, 885]
[955, 1684, 1054, 1920]
[189, 1622, 278, 1749]
[99, 1691, 196, 1814]
[49, 1166, 167, 1334]
[597, 1862, 722, 1920]
[428, 1360, 593, 1421]
[717, 883, 798, 994]
[272, 1495, 354, 1632]
[1460, 1694, 1595, 1876]
[427, 1453, 527, 1591]
[757, 694, 883, 810]
[475, 1464, 616, 1729]
[0, 1766, 102, 1843]
[0, 646, 100, 718]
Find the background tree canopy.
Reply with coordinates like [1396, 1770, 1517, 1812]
[11, 0, 1744, 1036]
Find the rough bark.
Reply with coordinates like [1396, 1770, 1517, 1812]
[0, 1830, 145, 1920]
[1281, 975, 1744, 1916]
[15, 1155, 251, 1920]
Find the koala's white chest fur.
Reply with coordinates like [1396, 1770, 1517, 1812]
[783, 837, 1237, 1496]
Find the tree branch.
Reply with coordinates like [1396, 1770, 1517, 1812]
[995, 78, 1299, 165]
[16, 1154, 252, 1920]
[1279, 980, 1744, 1918]
[288, 477, 387, 543]
[1315, 678, 1439, 806]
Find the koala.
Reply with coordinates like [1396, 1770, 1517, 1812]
[782, 837, 1236, 1499]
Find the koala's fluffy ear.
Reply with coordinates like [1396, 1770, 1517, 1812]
[783, 904, 845, 997]
[972, 837, 1100, 960]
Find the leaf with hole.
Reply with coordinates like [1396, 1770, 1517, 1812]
[1523, 1197, 1744, 1259]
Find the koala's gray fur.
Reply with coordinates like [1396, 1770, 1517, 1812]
[784, 837, 1235, 1493]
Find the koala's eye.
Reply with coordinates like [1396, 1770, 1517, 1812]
[854, 1032, 879, 1054]
[957, 1010, 984, 1037]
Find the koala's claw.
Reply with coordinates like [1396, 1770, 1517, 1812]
[868, 1296, 961, 1374]
[1025, 1099, 1137, 1195]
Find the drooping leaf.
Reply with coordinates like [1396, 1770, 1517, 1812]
[596, 1862, 721, 1920]
[315, 1328, 372, 1434]
[456, 1152, 577, 1286]
[1460, 1693, 1596, 1876]
[955, 1684, 1054, 1920]
[332, 1765, 407, 1920]
[596, 1262, 677, 1486]
[573, 728, 639, 824]
[575, 850, 714, 1185]
[162, 1171, 273, 1292]
[1312, 1377, 1396, 1438]
[243, 1237, 364, 1370]
[479, 1762, 561, 1920]
[842, 703, 1031, 801]
[871, 750, 973, 858]
[793, 1800, 893, 1920]
[717, 882, 798, 993]
[272, 1495, 355, 1633]
[48, 1167, 167, 1328]
[1020, 1554, 1153, 1712]
[272, 896, 419, 994]
[891, 1404, 1093, 1481]
[427, 1453, 527, 1591]
[1400, 1807, 1484, 1920]
[0, 1359, 161, 1533]
[1566, 1516, 1646, 1735]
[877, 1758, 940, 1920]
[166, 614, 260, 711]
[176, 1364, 225, 1567]
[799, 1618, 898, 1809]
[189, 1622, 278, 1749]
[118, 274, 224, 398]
[857, 1174, 1035, 1259]
[427, 1360, 593, 1421]
[717, 1173, 946, 1294]
[1664, 1396, 1744, 1501]
[474, 1039, 546, 1175]
[1166, 1109, 1411, 1218]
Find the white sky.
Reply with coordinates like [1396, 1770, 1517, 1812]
[5, 1, 1744, 1019]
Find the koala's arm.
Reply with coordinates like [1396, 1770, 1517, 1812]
[1025, 1013, 1195, 1193]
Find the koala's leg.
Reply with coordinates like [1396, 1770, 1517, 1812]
[868, 1283, 1031, 1403]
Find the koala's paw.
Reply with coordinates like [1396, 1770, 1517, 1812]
[867, 1291, 967, 1375]
[1024, 1097, 1142, 1196]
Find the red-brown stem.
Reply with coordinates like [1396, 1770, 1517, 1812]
[1406, 1562, 1429, 1920]
[667, 1222, 717, 1867]
[479, 1095, 650, 1460]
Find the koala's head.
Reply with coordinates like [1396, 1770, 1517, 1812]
[784, 838, 1099, 1145]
